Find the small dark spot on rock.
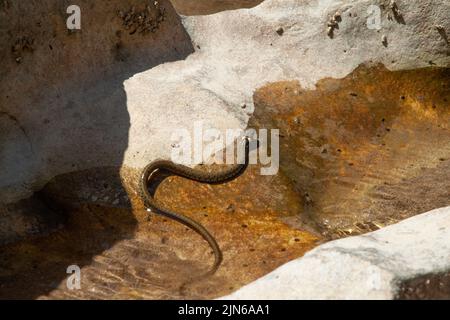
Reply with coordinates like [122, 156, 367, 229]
[276, 27, 284, 36]
[400, 95, 406, 100]
[242, 224, 248, 228]
[350, 92, 358, 97]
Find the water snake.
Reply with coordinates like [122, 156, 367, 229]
[140, 136, 251, 281]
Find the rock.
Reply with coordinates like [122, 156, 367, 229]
[170, 0, 263, 15]
[2, 0, 449, 205]
[220, 206, 450, 300]
[1, 0, 449, 242]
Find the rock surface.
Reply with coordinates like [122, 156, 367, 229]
[221, 206, 450, 300]
[171, 0, 263, 15]
[1, 0, 449, 204]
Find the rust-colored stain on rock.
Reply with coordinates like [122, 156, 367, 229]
[251, 64, 450, 238]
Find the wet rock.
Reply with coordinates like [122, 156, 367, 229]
[1, 0, 449, 205]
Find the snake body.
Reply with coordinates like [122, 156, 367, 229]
[140, 136, 251, 278]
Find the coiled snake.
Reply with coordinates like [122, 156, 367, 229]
[140, 136, 251, 283]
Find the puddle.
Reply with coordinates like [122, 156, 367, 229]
[0, 166, 318, 299]
[0, 64, 448, 299]
[251, 64, 450, 238]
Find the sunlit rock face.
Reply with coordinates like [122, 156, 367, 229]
[0, 0, 449, 299]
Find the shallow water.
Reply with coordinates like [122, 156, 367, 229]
[251, 64, 450, 238]
[0, 64, 448, 299]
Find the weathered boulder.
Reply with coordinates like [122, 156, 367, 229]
[2, 0, 448, 204]
[0, 0, 193, 204]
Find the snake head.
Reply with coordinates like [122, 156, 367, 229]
[241, 135, 260, 152]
